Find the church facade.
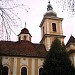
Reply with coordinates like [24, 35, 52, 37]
[0, 1, 75, 75]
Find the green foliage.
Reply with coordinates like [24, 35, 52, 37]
[42, 39, 75, 75]
[0, 57, 2, 75]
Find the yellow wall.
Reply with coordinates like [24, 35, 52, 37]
[28, 58, 32, 75]
[40, 18, 64, 50]
[2, 57, 44, 75]
[9, 58, 14, 75]
[41, 19, 63, 38]
[67, 44, 75, 67]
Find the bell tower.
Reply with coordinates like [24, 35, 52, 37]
[40, 1, 65, 51]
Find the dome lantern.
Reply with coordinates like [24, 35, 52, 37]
[18, 23, 32, 42]
[44, 1, 57, 17]
[47, 1, 53, 11]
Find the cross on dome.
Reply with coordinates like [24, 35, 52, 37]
[44, 0, 57, 17]
[25, 22, 26, 28]
[48, 0, 50, 4]
[47, 0, 53, 11]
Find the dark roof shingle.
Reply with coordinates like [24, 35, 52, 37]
[0, 40, 47, 58]
[66, 35, 75, 46]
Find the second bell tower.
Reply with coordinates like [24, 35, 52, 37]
[40, 1, 65, 51]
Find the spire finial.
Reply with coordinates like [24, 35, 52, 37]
[25, 22, 26, 28]
[48, 0, 50, 4]
[47, 0, 53, 11]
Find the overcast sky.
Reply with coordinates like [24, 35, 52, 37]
[16, 0, 75, 44]
[1, 0, 75, 44]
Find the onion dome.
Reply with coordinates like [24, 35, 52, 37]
[18, 28, 32, 41]
[21, 28, 29, 34]
[47, 1, 53, 11]
[18, 28, 31, 36]
[44, 1, 57, 17]
[18, 22, 32, 41]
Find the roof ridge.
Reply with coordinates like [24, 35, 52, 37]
[66, 35, 75, 46]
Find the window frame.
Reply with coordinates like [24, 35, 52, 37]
[2, 66, 8, 75]
[21, 67, 27, 75]
[39, 68, 43, 75]
[52, 23, 57, 32]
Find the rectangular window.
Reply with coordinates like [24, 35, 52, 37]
[52, 23, 56, 32]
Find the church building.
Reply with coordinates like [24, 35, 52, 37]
[0, 1, 75, 75]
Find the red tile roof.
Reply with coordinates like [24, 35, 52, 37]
[0, 40, 47, 58]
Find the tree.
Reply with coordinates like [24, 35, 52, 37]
[0, 57, 3, 75]
[41, 39, 75, 75]
[0, 0, 30, 41]
[54, 0, 75, 17]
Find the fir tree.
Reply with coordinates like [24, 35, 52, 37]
[42, 39, 75, 75]
[0, 57, 3, 75]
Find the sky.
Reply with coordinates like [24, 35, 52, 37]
[0, 0, 75, 44]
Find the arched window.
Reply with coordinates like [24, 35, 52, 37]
[52, 23, 56, 32]
[2, 66, 8, 75]
[39, 68, 43, 75]
[21, 67, 27, 75]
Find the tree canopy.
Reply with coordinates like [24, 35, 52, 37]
[0, 57, 3, 75]
[54, 0, 75, 17]
[42, 39, 75, 75]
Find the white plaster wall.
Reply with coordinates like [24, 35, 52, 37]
[13, 58, 17, 75]
[70, 44, 75, 50]
[31, 59, 35, 75]
[41, 20, 46, 38]
[2, 57, 11, 75]
[38, 58, 44, 75]
[38, 58, 44, 68]
[67, 44, 75, 51]
[44, 21, 46, 35]
[2, 57, 45, 75]
[19, 34, 31, 41]
[20, 58, 28, 75]
[2, 56, 9, 66]
[47, 20, 50, 34]
[20, 58, 28, 66]
[59, 22, 63, 34]
[73, 56, 75, 67]
[46, 37, 51, 51]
